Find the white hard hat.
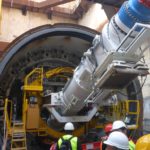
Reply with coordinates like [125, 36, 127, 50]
[104, 131, 129, 150]
[112, 120, 127, 131]
[64, 122, 74, 131]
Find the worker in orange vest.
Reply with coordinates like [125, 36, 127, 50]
[100, 123, 112, 150]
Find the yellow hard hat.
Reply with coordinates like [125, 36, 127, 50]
[136, 134, 150, 150]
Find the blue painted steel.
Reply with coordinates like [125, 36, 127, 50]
[117, 0, 150, 29]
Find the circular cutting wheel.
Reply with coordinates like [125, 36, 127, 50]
[0, 24, 143, 140]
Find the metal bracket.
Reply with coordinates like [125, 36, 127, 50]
[116, 23, 150, 61]
[45, 105, 98, 123]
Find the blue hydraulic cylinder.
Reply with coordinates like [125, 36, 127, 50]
[118, 0, 150, 30]
[102, 0, 150, 51]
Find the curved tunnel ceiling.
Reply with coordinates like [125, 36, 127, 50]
[0, 23, 143, 136]
[0, 23, 98, 96]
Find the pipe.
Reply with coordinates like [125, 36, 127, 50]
[59, 0, 150, 115]
[103, 0, 150, 52]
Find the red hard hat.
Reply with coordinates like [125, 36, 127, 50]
[104, 123, 112, 134]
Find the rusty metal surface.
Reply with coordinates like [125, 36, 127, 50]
[2, 0, 75, 9]
[2, 0, 126, 19]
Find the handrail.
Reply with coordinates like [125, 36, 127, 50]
[4, 98, 12, 130]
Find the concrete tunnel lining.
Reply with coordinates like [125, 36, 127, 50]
[0, 24, 98, 74]
[0, 24, 98, 96]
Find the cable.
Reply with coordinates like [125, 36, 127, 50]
[135, 75, 147, 95]
[139, 44, 150, 57]
[139, 56, 146, 64]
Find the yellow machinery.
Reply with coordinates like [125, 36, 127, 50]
[2, 67, 141, 149]
[0, 0, 150, 148]
[99, 100, 140, 130]
[21, 67, 99, 138]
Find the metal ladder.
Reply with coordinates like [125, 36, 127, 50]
[11, 121, 27, 150]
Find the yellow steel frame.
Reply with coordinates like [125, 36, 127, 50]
[22, 67, 72, 137]
[4, 98, 12, 135]
[99, 100, 140, 130]
[22, 98, 28, 129]
[2, 67, 139, 140]
[45, 67, 73, 78]
[113, 101, 127, 120]
[125, 100, 140, 129]
[21, 67, 100, 139]
[23, 68, 43, 91]
[2, 67, 110, 142]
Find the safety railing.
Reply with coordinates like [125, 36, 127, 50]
[23, 68, 43, 91]
[4, 98, 12, 134]
[99, 100, 140, 129]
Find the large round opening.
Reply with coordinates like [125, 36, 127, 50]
[0, 24, 143, 148]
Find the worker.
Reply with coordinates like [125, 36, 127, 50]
[56, 122, 81, 150]
[101, 123, 113, 141]
[50, 142, 57, 150]
[100, 123, 113, 150]
[104, 131, 129, 150]
[135, 134, 150, 150]
[111, 120, 135, 150]
[104, 123, 113, 136]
